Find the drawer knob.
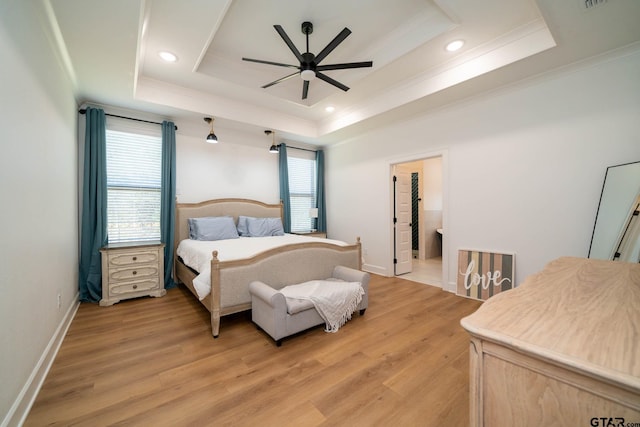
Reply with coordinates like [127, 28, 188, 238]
[133, 284, 138, 290]
[132, 256, 137, 261]
[132, 271, 137, 275]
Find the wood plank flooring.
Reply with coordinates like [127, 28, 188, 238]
[25, 275, 482, 426]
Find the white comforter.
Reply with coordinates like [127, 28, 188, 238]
[176, 234, 348, 300]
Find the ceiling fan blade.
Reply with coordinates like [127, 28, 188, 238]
[262, 72, 299, 89]
[316, 61, 373, 71]
[274, 25, 304, 62]
[316, 72, 349, 92]
[302, 80, 309, 99]
[314, 27, 351, 64]
[242, 57, 299, 69]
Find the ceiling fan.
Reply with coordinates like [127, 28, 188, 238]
[242, 21, 373, 100]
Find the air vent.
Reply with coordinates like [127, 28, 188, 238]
[582, 0, 608, 10]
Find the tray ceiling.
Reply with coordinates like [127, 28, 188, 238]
[47, 0, 640, 143]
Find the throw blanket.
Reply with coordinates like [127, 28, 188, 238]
[280, 280, 364, 333]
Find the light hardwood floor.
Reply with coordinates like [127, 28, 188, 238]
[25, 275, 482, 426]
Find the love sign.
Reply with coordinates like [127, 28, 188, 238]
[457, 250, 515, 300]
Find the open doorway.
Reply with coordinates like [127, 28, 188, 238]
[392, 157, 443, 287]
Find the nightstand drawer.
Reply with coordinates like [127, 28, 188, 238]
[109, 251, 158, 266]
[110, 265, 159, 281]
[110, 279, 159, 296]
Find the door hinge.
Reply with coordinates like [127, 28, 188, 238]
[393, 217, 397, 224]
[393, 258, 397, 264]
[633, 210, 639, 216]
[393, 175, 397, 182]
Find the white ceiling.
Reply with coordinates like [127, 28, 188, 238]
[47, 0, 640, 144]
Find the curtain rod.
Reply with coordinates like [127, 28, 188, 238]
[278, 144, 317, 153]
[78, 108, 178, 131]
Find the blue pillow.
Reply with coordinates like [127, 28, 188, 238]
[189, 216, 239, 241]
[246, 217, 285, 237]
[236, 215, 255, 236]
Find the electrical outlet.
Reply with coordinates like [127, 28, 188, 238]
[57, 292, 62, 309]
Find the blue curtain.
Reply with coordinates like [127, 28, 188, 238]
[161, 121, 177, 289]
[316, 150, 327, 232]
[79, 107, 108, 303]
[278, 143, 291, 232]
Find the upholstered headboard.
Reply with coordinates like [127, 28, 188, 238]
[174, 198, 283, 252]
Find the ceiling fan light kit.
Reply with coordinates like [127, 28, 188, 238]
[242, 21, 373, 100]
[300, 69, 315, 81]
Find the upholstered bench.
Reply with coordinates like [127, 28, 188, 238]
[249, 266, 370, 346]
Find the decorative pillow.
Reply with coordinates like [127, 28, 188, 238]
[246, 217, 285, 237]
[236, 215, 256, 237]
[189, 216, 239, 241]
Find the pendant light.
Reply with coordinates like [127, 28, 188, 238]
[204, 117, 218, 143]
[265, 130, 279, 153]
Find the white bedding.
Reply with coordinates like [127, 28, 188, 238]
[176, 234, 348, 300]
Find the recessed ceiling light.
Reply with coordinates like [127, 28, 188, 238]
[158, 51, 178, 62]
[445, 40, 464, 52]
[325, 106, 335, 113]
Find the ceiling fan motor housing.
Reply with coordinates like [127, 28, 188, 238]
[301, 52, 316, 71]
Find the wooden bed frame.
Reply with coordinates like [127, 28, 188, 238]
[173, 198, 362, 338]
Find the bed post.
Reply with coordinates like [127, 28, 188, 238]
[210, 250, 221, 338]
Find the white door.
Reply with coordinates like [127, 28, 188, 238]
[394, 167, 412, 275]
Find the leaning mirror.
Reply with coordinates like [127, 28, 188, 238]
[588, 161, 640, 262]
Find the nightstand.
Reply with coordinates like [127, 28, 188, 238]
[293, 231, 327, 238]
[99, 241, 166, 306]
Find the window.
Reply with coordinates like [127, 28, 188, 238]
[105, 118, 162, 243]
[287, 149, 317, 233]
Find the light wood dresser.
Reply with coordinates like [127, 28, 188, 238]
[461, 257, 640, 426]
[99, 241, 166, 306]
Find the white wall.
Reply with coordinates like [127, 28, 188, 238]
[326, 46, 640, 291]
[0, 1, 78, 425]
[422, 157, 443, 259]
[423, 157, 442, 211]
[175, 124, 280, 204]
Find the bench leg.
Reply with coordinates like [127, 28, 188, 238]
[360, 308, 366, 315]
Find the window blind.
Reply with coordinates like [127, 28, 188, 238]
[287, 149, 317, 233]
[105, 118, 162, 243]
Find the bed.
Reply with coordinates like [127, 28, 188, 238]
[173, 198, 362, 338]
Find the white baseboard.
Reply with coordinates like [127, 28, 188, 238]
[362, 263, 388, 276]
[2, 294, 80, 427]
